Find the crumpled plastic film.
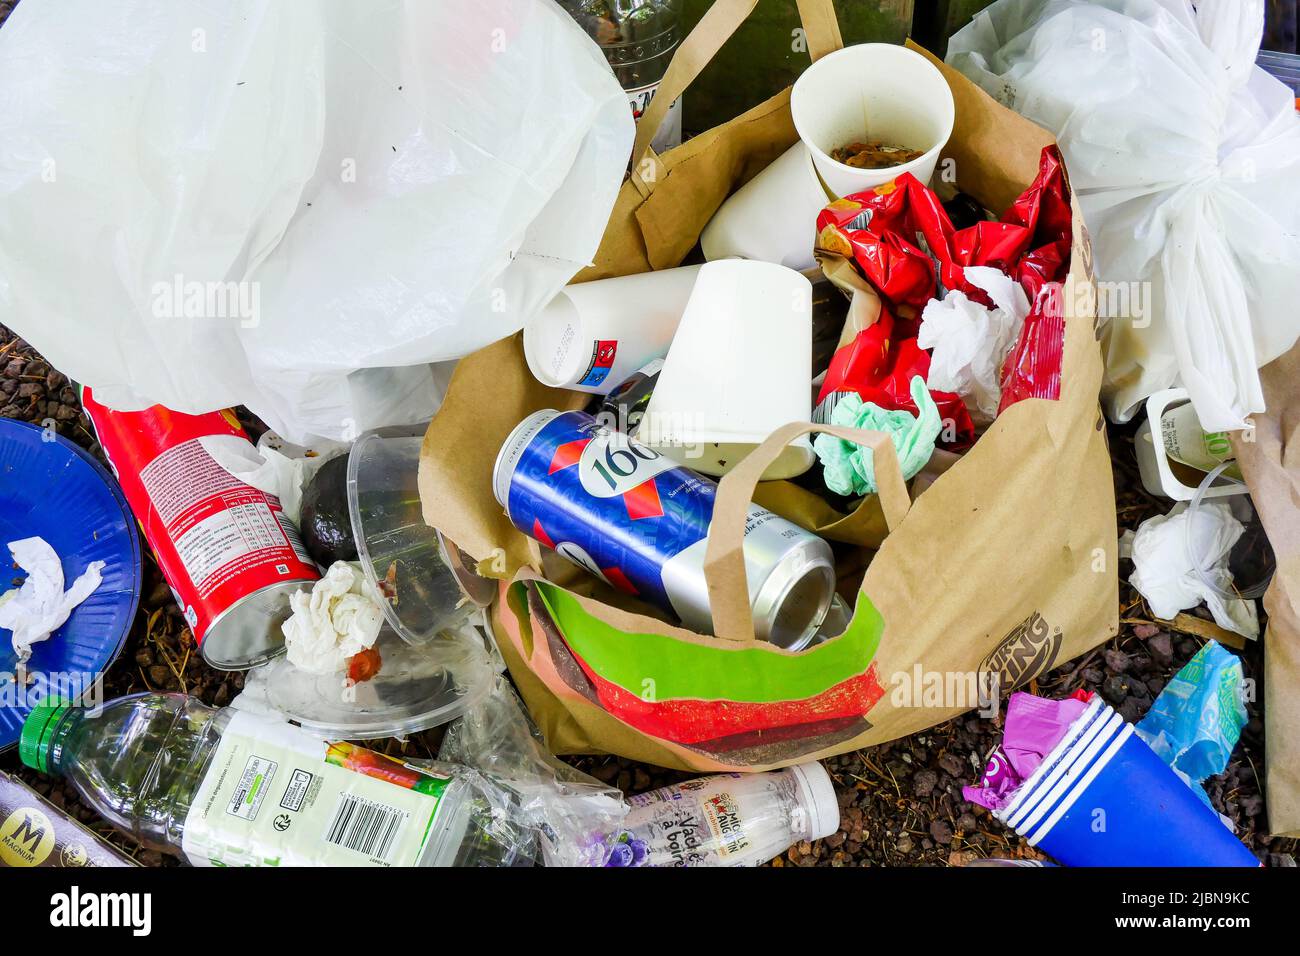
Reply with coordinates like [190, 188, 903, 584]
[813, 376, 941, 497]
[439, 674, 628, 867]
[1137, 641, 1247, 813]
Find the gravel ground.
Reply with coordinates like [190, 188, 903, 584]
[2, 323, 1297, 868]
[0, 0, 1296, 869]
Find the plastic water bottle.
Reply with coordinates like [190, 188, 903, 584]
[20, 693, 531, 867]
[604, 762, 839, 866]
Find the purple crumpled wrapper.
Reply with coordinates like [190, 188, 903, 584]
[963, 692, 1091, 811]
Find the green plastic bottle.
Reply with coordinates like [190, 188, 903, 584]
[21, 693, 532, 867]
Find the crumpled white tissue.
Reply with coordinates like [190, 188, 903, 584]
[281, 561, 383, 675]
[199, 433, 346, 525]
[917, 265, 1031, 425]
[0, 537, 104, 663]
[1121, 501, 1259, 639]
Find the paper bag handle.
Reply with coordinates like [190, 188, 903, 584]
[703, 421, 911, 643]
[630, 0, 844, 184]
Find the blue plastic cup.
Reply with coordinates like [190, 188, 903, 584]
[996, 698, 1258, 867]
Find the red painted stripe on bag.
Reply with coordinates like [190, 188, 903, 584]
[570, 654, 886, 746]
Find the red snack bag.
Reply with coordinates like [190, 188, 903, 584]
[815, 146, 1074, 429]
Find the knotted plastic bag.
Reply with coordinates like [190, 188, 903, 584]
[948, 0, 1300, 432]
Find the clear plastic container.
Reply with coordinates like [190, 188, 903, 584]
[347, 426, 473, 645]
[559, 1, 683, 153]
[605, 762, 839, 866]
[247, 425, 498, 742]
[20, 693, 534, 866]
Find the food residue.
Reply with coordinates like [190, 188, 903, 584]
[831, 140, 925, 170]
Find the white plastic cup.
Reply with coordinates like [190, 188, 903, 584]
[638, 259, 816, 480]
[791, 43, 956, 199]
[523, 265, 703, 394]
[700, 143, 834, 272]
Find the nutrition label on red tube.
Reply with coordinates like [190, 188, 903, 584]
[141, 438, 310, 594]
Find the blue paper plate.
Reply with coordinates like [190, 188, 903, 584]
[0, 419, 142, 751]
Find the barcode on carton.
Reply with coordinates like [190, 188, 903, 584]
[323, 793, 408, 864]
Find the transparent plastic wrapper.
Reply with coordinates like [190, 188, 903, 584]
[0, 0, 633, 442]
[948, 0, 1300, 432]
[439, 675, 628, 867]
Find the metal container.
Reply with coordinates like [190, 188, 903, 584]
[493, 409, 833, 649]
[82, 390, 320, 670]
[561, 0, 683, 152]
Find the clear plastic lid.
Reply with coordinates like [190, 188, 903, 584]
[247, 619, 496, 740]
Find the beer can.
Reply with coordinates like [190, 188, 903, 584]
[493, 410, 834, 650]
[82, 389, 320, 669]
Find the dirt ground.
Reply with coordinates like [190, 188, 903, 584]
[2, 320, 1297, 868]
[1, 0, 1297, 868]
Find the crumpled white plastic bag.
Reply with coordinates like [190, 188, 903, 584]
[0, 0, 633, 442]
[0, 537, 104, 664]
[917, 265, 1031, 425]
[1121, 500, 1259, 638]
[948, 0, 1300, 432]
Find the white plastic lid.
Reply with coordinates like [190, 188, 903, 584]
[789, 761, 840, 842]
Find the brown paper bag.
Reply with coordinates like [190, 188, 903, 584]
[1232, 346, 1300, 838]
[419, 3, 1118, 771]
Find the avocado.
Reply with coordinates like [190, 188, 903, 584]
[299, 455, 357, 566]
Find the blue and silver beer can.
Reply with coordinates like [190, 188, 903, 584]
[493, 409, 835, 649]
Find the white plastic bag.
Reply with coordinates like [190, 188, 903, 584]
[948, 0, 1300, 432]
[0, 0, 633, 441]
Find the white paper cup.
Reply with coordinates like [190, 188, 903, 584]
[638, 259, 816, 480]
[791, 43, 955, 199]
[523, 264, 703, 394]
[700, 143, 833, 272]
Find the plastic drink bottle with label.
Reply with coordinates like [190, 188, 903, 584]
[604, 762, 839, 866]
[19, 694, 533, 867]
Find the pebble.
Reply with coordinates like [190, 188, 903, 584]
[937, 753, 964, 777]
[1103, 649, 1130, 673]
[1101, 674, 1131, 704]
[913, 769, 939, 798]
